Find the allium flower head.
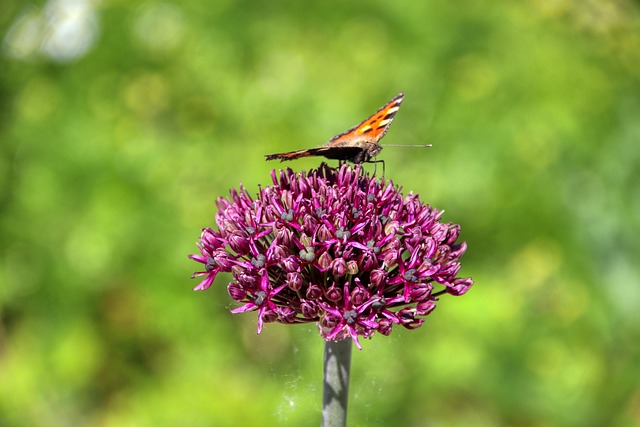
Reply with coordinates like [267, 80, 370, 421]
[189, 164, 473, 349]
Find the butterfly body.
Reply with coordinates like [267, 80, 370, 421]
[265, 93, 404, 164]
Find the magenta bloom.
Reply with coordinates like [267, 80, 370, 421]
[189, 164, 473, 349]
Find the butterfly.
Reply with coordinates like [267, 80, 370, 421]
[265, 92, 404, 164]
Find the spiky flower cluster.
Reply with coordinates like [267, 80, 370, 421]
[189, 164, 472, 348]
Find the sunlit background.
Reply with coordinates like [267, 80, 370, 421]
[1, 0, 640, 426]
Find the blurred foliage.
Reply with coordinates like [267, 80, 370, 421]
[1, 0, 640, 426]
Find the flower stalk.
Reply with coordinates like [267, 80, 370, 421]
[322, 339, 352, 427]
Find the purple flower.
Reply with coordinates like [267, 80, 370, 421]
[189, 164, 473, 349]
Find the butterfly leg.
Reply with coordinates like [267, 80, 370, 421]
[366, 159, 385, 177]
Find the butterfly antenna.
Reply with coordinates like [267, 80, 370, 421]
[381, 144, 433, 148]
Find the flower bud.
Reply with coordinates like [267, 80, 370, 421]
[277, 306, 296, 323]
[351, 286, 369, 306]
[435, 245, 451, 263]
[287, 272, 303, 291]
[449, 277, 473, 296]
[357, 252, 376, 272]
[317, 224, 333, 242]
[212, 249, 235, 271]
[430, 222, 447, 243]
[409, 283, 433, 302]
[384, 220, 399, 236]
[300, 233, 312, 247]
[423, 236, 437, 259]
[445, 224, 461, 245]
[320, 312, 341, 330]
[342, 245, 354, 259]
[325, 285, 342, 302]
[227, 282, 247, 301]
[416, 300, 436, 315]
[346, 260, 359, 275]
[450, 242, 467, 259]
[296, 176, 309, 194]
[302, 214, 317, 231]
[231, 265, 256, 288]
[377, 318, 393, 336]
[228, 231, 251, 255]
[397, 307, 416, 325]
[281, 256, 300, 272]
[403, 317, 425, 330]
[201, 228, 225, 250]
[317, 251, 333, 271]
[276, 227, 294, 247]
[306, 284, 323, 300]
[301, 300, 319, 318]
[438, 261, 460, 278]
[370, 269, 388, 288]
[269, 244, 288, 262]
[281, 190, 293, 210]
[332, 258, 347, 277]
[406, 226, 422, 248]
[261, 307, 278, 323]
[417, 258, 439, 277]
[380, 248, 398, 268]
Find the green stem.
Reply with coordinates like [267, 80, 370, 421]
[322, 339, 352, 427]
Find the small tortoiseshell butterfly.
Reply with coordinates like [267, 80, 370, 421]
[265, 93, 404, 164]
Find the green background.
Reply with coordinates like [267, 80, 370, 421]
[2, 0, 639, 426]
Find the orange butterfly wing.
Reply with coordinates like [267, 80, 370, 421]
[325, 92, 404, 147]
[265, 93, 404, 164]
